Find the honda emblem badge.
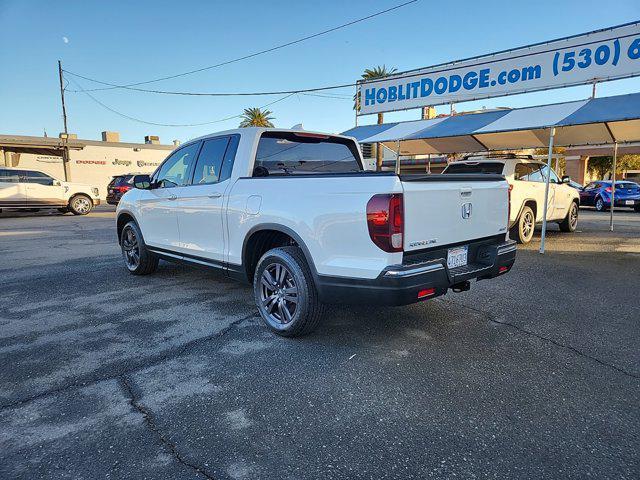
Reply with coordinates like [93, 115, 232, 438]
[462, 202, 472, 219]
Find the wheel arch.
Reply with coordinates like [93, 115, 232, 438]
[68, 192, 94, 206]
[116, 210, 137, 244]
[515, 199, 538, 223]
[241, 224, 318, 284]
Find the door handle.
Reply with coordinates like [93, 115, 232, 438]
[168, 194, 178, 201]
[208, 193, 222, 199]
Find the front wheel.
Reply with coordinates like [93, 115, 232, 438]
[120, 221, 158, 275]
[595, 196, 606, 212]
[69, 194, 93, 215]
[511, 205, 535, 244]
[254, 246, 324, 337]
[559, 202, 579, 232]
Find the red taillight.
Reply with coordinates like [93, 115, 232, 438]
[605, 186, 612, 193]
[115, 185, 132, 193]
[366, 193, 404, 253]
[418, 288, 436, 299]
[499, 266, 509, 274]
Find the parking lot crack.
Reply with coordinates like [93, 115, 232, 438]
[447, 299, 639, 379]
[0, 313, 256, 411]
[119, 375, 218, 480]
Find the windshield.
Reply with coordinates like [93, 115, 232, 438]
[254, 132, 362, 176]
[444, 162, 505, 175]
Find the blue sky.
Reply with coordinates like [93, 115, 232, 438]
[1, 0, 639, 144]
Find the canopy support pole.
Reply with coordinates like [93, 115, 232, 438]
[395, 140, 401, 175]
[539, 127, 555, 254]
[610, 142, 618, 231]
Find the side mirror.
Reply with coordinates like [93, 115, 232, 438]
[133, 174, 152, 189]
[561, 175, 571, 184]
[53, 180, 62, 186]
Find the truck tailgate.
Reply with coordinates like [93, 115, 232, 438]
[400, 174, 509, 252]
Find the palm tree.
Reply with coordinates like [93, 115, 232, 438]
[355, 65, 397, 171]
[239, 107, 275, 128]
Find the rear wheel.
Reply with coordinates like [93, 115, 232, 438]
[511, 205, 535, 244]
[595, 196, 606, 212]
[120, 221, 158, 275]
[559, 202, 579, 232]
[69, 194, 93, 215]
[254, 246, 324, 337]
[634, 205, 640, 213]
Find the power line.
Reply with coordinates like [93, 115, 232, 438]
[63, 0, 418, 93]
[68, 77, 296, 127]
[66, 72, 356, 96]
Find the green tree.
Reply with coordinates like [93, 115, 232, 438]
[587, 154, 640, 179]
[354, 65, 397, 171]
[239, 107, 275, 128]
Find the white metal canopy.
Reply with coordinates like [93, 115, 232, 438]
[343, 92, 640, 153]
[343, 92, 640, 253]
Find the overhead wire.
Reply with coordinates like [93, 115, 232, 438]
[63, 0, 418, 92]
[67, 76, 296, 127]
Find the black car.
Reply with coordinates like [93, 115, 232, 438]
[106, 174, 138, 205]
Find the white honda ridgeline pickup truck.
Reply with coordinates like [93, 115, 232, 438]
[116, 128, 516, 336]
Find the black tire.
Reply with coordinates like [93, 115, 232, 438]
[69, 194, 93, 215]
[511, 205, 535, 244]
[559, 201, 579, 232]
[253, 246, 324, 337]
[634, 205, 640, 213]
[594, 196, 606, 212]
[120, 220, 158, 275]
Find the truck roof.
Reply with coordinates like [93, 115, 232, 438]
[185, 127, 356, 147]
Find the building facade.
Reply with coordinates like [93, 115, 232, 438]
[0, 131, 176, 199]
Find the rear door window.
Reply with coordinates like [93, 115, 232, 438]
[514, 163, 533, 180]
[0, 169, 22, 183]
[191, 137, 230, 185]
[528, 164, 546, 183]
[445, 162, 505, 175]
[254, 132, 362, 176]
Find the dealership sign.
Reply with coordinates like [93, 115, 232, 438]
[356, 21, 640, 115]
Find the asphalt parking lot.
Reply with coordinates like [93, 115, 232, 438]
[1, 206, 638, 479]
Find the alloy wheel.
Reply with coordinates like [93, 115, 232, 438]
[122, 226, 140, 270]
[570, 204, 578, 229]
[73, 196, 91, 214]
[260, 263, 298, 325]
[522, 211, 534, 240]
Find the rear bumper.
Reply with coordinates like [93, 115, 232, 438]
[610, 198, 640, 207]
[316, 239, 516, 306]
[106, 193, 122, 205]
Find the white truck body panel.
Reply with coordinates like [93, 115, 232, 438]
[402, 179, 508, 252]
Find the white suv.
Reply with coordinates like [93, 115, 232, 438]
[0, 167, 101, 215]
[443, 155, 580, 244]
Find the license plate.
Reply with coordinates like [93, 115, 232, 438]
[625, 200, 634, 205]
[447, 246, 468, 269]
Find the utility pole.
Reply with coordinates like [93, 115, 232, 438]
[58, 60, 70, 181]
